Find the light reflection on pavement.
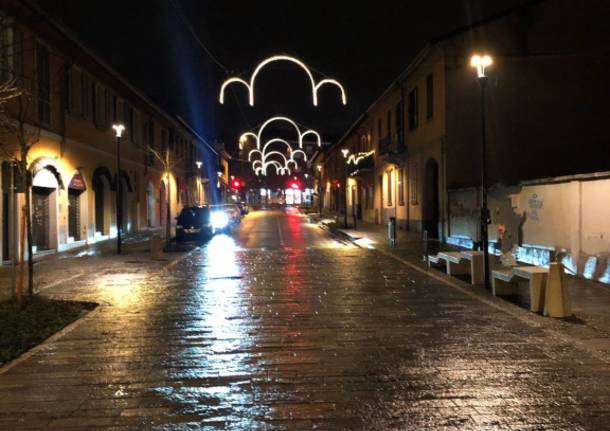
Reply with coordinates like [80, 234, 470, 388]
[0, 208, 608, 429]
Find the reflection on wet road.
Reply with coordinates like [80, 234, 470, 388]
[1, 208, 610, 429]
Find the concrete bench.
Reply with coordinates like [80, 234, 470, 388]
[437, 252, 470, 277]
[459, 251, 485, 285]
[492, 266, 548, 312]
[428, 251, 486, 285]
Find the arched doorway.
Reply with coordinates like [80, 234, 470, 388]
[146, 182, 156, 227]
[92, 167, 113, 237]
[422, 158, 440, 239]
[159, 181, 167, 228]
[67, 172, 87, 241]
[31, 167, 62, 251]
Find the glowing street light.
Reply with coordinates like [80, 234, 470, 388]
[470, 54, 493, 78]
[113, 123, 125, 254]
[195, 161, 202, 169]
[341, 148, 349, 158]
[470, 53, 494, 290]
[219, 55, 347, 106]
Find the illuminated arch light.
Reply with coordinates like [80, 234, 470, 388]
[219, 55, 347, 106]
[240, 116, 321, 150]
[347, 150, 375, 165]
[249, 135, 310, 176]
[251, 147, 306, 176]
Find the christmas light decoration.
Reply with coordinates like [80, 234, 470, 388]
[240, 116, 321, 150]
[219, 55, 347, 106]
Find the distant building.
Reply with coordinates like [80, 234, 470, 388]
[0, 1, 216, 274]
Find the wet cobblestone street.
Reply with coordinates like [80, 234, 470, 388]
[1, 210, 610, 430]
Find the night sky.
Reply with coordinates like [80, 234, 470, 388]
[36, 0, 527, 152]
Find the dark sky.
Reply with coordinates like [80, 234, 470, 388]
[36, 0, 528, 152]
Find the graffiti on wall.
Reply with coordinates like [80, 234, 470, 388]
[527, 193, 544, 222]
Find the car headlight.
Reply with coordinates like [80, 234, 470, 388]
[211, 211, 229, 229]
[176, 224, 183, 229]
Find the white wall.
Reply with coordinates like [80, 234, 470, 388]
[448, 174, 610, 283]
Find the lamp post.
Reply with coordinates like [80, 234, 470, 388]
[316, 164, 323, 215]
[470, 54, 493, 290]
[195, 161, 202, 204]
[112, 124, 125, 254]
[341, 148, 349, 228]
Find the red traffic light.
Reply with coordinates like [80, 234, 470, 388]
[288, 180, 301, 190]
[231, 178, 243, 190]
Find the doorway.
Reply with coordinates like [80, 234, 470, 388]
[68, 189, 81, 241]
[32, 186, 52, 250]
[422, 158, 440, 239]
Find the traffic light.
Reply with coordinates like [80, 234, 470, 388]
[231, 178, 243, 190]
[288, 179, 301, 190]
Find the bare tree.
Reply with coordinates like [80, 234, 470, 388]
[0, 91, 40, 303]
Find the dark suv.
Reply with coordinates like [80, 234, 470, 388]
[175, 206, 214, 241]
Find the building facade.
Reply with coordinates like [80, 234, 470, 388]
[317, 0, 610, 281]
[0, 1, 215, 270]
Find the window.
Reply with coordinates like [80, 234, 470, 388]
[131, 110, 137, 143]
[398, 168, 405, 206]
[13, 27, 23, 79]
[387, 169, 393, 207]
[368, 186, 374, 209]
[0, 21, 13, 82]
[426, 73, 434, 120]
[395, 102, 403, 147]
[408, 88, 418, 130]
[36, 43, 51, 125]
[104, 89, 110, 128]
[64, 65, 73, 113]
[80, 72, 90, 119]
[410, 163, 418, 205]
[91, 81, 96, 125]
[387, 110, 392, 142]
[112, 95, 118, 122]
[124, 103, 134, 142]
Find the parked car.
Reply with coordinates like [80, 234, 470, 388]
[175, 206, 214, 242]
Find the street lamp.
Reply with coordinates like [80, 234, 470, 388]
[341, 149, 349, 228]
[470, 54, 493, 290]
[316, 164, 323, 215]
[112, 124, 125, 254]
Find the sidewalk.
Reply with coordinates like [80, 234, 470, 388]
[316, 214, 610, 360]
[0, 230, 187, 302]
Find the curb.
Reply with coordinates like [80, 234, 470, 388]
[0, 304, 101, 376]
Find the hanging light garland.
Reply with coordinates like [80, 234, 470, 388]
[219, 55, 347, 106]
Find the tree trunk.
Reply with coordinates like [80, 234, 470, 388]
[25, 177, 33, 298]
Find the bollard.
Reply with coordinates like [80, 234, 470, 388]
[151, 234, 162, 260]
[544, 262, 572, 318]
[422, 230, 429, 264]
[388, 217, 397, 249]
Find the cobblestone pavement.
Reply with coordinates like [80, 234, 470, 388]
[1, 209, 610, 430]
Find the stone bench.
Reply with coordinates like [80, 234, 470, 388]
[492, 266, 549, 312]
[427, 251, 486, 285]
